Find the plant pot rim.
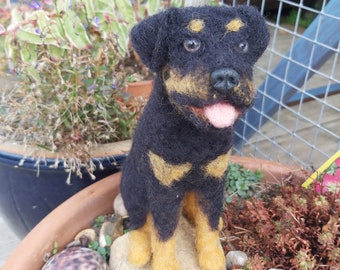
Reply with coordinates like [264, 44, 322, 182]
[124, 79, 153, 98]
[127, 79, 153, 88]
[2, 156, 308, 270]
[0, 139, 132, 164]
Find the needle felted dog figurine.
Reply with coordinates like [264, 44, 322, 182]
[120, 5, 269, 270]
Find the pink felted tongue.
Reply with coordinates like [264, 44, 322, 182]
[204, 103, 240, 128]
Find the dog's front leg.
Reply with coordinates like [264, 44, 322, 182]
[146, 150, 191, 269]
[151, 228, 179, 270]
[128, 214, 152, 267]
[184, 191, 226, 270]
[149, 190, 184, 270]
[195, 212, 225, 270]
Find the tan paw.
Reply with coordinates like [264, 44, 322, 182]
[128, 230, 151, 266]
[152, 232, 180, 270]
[198, 245, 226, 270]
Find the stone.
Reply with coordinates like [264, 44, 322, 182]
[113, 193, 128, 217]
[74, 228, 96, 242]
[99, 219, 123, 247]
[109, 216, 203, 270]
[42, 247, 108, 270]
[226, 250, 248, 270]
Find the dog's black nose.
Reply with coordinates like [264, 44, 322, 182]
[211, 68, 240, 94]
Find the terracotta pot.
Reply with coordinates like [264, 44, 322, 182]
[2, 157, 307, 270]
[125, 80, 153, 98]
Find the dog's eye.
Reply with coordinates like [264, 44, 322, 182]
[236, 41, 248, 53]
[183, 38, 201, 52]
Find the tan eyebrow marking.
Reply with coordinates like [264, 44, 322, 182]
[225, 18, 245, 32]
[188, 19, 205, 33]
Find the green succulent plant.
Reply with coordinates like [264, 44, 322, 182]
[0, 0, 181, 178]
[225, 162, 264, 203]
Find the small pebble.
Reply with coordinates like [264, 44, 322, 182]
[99, 219, 123, 247]
[113, 193, 128, 217]
[74, 228, 96, 242]
[65, 239, 81, 248]
[226, 250, 248, 270]
[42, 247, 108, 270]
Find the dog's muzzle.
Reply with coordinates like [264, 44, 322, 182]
[211, 68, 240, 94]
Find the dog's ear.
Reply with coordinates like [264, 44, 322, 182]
[130, 9, 173, 72]
[234, 5, 270, 62]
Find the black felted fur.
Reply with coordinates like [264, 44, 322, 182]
[120, 5, 269, 241]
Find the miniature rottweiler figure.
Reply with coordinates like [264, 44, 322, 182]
[120, 5, 269, 270]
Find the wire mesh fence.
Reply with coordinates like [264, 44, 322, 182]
[223, 0, 340, 169]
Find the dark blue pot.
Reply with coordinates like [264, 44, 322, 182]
[0, 148, 127, 238]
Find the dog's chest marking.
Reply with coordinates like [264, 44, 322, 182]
[225, 18, 245, 32]
[148, 149, 232, 186]
[148, 151, 192, 186]
[203, 149, 232, 179]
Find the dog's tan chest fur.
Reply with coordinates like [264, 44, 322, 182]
[203, 149, 232, 178]
[148, 151, 192, 186]
[148, 150, 231, 186]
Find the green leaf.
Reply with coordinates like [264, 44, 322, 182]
[237, 190, 247, 198]
[35, 10, 50, 30]
[98, 0, 116, 11]
[114, 0, 135, 24]
[96, 246, 106, 256]
[236, 181, 249, 191]
[105, 235, 113, 246]
[89, 240, 99, 250]
[171, 0, 184, 7]
[225, 162, 264, 201]
[20, 43, 37, 63]
[326, 162, 338, 175]
[95, 215, 105, 227]
[4, 35, 14, 60]
[226, 195, 233, 203]
[62, 9, 92, 49]
[146, 0, 160, 16]
[26, 66, 41, 84]
[17, 29, 45, 45]
[52, 241, 59, 255]
[255, 169, 264, 179]
[110, 21, 129, 57]
[83, 0, 96, 20]
[49, 45, 65, 59]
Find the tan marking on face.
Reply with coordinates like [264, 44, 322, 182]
[225, 18, 245, 32]
[232, 79, 255, 106]
[188, 19, 205, 33]
[164, 69, 210, 100]
[203, 149, 232, 179]
[148, 151, 192, 187]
